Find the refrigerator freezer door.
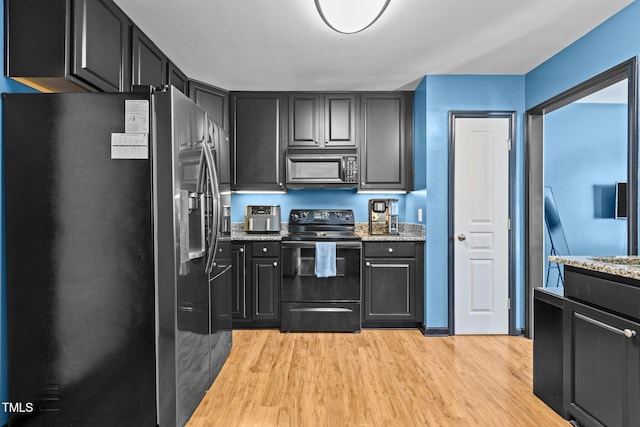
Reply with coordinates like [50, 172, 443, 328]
[3, 92, 157, 426]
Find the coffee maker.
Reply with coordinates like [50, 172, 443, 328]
[368, 198, 399, 235]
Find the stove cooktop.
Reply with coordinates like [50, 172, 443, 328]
[286, 209, 359, 241]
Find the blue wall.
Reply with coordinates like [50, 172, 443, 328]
[526, 2, 640, 109]
[545, 103, 627, 258]
[0, 1, 39, 421]
[422, 75, 526, 329]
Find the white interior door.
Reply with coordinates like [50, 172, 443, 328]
[454, 117, 510, 335]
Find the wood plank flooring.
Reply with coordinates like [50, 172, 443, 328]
[187, 330, 567, 426]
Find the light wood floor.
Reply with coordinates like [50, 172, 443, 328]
[187, 330, 568, 426]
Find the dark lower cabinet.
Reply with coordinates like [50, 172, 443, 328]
[231, 244, 249, 322]
[564, 299, 640, 426]
[362, 242, 424, 328]
[533, 288, 565, 418]
[232, 241, 281, 328]
[252, 257, 280, 322]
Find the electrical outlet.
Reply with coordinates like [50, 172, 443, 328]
[418, 208, 423, 222]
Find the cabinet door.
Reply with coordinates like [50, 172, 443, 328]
[168, 62, 188, 95]
[564, 300, 640, 426]
[231, 244, 250, 322]
[360, 93, 412, 191]
[289, 94, 322, 147]
[210, 265, 232, 330]
[189, 81, 229, 132]
[231, 93, 286, 191]
[363, 258, 416, 321]
[131, 26, 167, 88]
[73, 0, 130, 92]
[324, 93, 357, 147]
[252, 258, 281, 321]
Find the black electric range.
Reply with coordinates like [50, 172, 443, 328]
[281, 209, 362, 333]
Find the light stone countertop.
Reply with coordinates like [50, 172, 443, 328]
[549, 255, 640, 281]
[231, 223, 425, 242]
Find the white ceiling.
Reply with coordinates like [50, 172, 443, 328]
[113, 0, 633, 92]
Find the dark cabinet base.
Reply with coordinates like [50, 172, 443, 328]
[533, 288, 565, 418]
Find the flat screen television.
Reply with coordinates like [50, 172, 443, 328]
[615, 182, 627, 219]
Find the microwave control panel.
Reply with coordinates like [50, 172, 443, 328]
[344, 156, 358, 183]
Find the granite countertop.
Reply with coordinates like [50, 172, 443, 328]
[231, 223, 425, 242]
[549, 255, 640, 281]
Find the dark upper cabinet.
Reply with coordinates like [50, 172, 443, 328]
[230, 93, 286, 191]
[288, 93, 357, 148]
[189, 80, 230, 132]
[360, 92, 414, 191]
[131, 26, 167, 89]
[167, 62, 188, 95]
[6, 0, 131, 92]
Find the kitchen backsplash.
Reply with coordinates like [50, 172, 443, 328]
[231, 189, 416, 223]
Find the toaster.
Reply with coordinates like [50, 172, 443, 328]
[243, 205, 281, 233]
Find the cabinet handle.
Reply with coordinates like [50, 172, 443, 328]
[273, 261, 278, 267]
[262, 247, 268, 253]
[239, 247, 244, 253]
[388, 248, 393, 253]
[279, 182, 283, 187]
[575, 313, 636, 337]
[366, 262, 371, 267]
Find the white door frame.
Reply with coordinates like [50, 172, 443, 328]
[448, 111, 517, 336]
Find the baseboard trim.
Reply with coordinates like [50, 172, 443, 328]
[422, 326, 450, 336]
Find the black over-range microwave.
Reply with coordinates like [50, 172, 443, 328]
[285, 149, 358, 188]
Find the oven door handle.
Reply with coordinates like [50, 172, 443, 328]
[282, 241, 362, 249]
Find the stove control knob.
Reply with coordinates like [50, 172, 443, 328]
[291, 213, 299, 222]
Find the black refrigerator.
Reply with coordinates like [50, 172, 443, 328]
[2, 86, 232, 426]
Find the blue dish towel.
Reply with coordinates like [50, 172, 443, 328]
[315, 241, 337, 278]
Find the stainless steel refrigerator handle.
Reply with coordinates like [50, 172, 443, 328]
[202, 138, 220, 275]
[195, 148, 207, 194]
[186, 148, 207, 260]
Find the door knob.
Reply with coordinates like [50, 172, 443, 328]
[457, 233, 467, 241]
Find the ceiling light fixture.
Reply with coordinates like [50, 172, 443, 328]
[315, 0, 391, 34]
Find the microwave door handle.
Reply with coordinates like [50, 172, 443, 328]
[340, 156, 346, 181]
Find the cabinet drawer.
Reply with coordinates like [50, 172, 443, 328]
[364, 242, 414, 257]
[565, 267, 640, 320]
[252, 242, 280, 257]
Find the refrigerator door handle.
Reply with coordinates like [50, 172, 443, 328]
[201, 139, 220, 275]
[186, 149, 207, 260]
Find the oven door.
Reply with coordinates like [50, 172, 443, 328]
[281, 241, 362, 302]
